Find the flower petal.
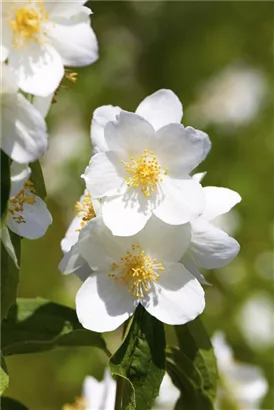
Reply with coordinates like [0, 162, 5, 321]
[7, 195, 52, 239]
[143, 262, 205, 325]
[76, 273, 136, 332]
[136, 215, 191, 262]
[153, 177, 204, 225]
[83, 152, 126, 198]
[1, 20, 12, 62]
[155, 124, 211, 174]
[102, 194, 151, 236]
[10, 162, 31, 197]
[188, 219, 240, 269]
[59, 246, 91, 281]
[33, 93, 54, 118]
[135, 89, 183, 130]
[2, 93, 48, 163]
[202, 187, 242, 221]
[181, 253, 210, 285]
[91, 105, 122, 153]
[9, 43, 64, 96]
[46, 14, 98, 67]
[1, 63, 17, 94]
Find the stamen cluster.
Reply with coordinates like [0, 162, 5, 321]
[9, 181, 36, 224]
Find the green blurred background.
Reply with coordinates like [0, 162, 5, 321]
[5, 2, 274, 409]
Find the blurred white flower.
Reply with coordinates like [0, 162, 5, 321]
[73, 216, 204, 332]
[236, 293, 274, 351]
[1, 63, 48, 164]
[188, 64, 267, 128]
[2, 0, 98, 96]
[181, 173, 241, 284]
[212, 332, 268, 410]
[85, 89, 211, 236]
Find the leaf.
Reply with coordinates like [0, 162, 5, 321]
[109, 305, 166, 410]
[1, 397, 28, 410]
[175, 318, 218, 402]
[1, 233, 21, 321]
[29, 161, 46, 199]
[1, 298, 108, 356]
[1, 150, 11, 222]
[1, 227, 19, 268]
[0, 353, 9, 395]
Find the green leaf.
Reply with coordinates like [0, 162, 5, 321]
[175, 318, 218, 402]
[1, 227, 19, 268]
[1, 151, 11, 223]
[1, 298, 108, 356]
[0, 353, 9, 395]
[109, 306, 166, 410]
[1, 397, 28, 410]
[1, 233, 21, 321]
[29, 161, 46, 199]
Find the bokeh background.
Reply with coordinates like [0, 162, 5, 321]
[5, 2, 274, 409]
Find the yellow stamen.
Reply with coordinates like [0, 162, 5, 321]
[65, 72, 78, 84]
[74, 193, 96, 229]
[109, 244, 164, 298]
[62, 397, 87, 410]
[9, 180, 36, 224]
[121, 149, 168, 197]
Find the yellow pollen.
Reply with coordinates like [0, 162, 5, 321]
[8, 1, 49, 48]
[65, 72, 78, 84]
[121, 149, 168, 197]
[74, 193, 96, 229]
[62, 397, 87, 410]
[8, 180, 36, 224]
[109, 244, 164, 298]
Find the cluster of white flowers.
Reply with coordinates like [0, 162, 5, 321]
[1, 0, 98, 240]
[59, 89, 241, 332]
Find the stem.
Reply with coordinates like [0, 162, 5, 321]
[114, 375, 125, 410]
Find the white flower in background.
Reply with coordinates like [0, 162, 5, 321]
[84, 89, 211, 236]
[6, 162, 52, 239]
[1, 63, 48, 163]
[1, 0, 98, 96]
[71, 215, 204, 332]
[212, 332, 268, 410]
[181, 173, 241, 284]
[59, 190, 100, 281]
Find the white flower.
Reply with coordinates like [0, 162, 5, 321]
[6, 161, 52, 239]
[59, 190, 100, 281]
[74, 215, 205, 332]
[181, 173, 241, 284]
[1, 63, 48, 163]
[212, 332, 268, 410]
[84, 89, 211, 236]
[2, 0, 98, 96]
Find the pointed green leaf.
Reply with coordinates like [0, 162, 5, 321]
[1, 397, 28, 410]
[1, 298, 108, 356]
[1, 233, 21, 321]
[0, 353, 9, 395]
[109, 306, 166, 410]
[29, 161, 46, 199]
[1, 151, 11, 222]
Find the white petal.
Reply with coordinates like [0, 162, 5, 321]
[10, 162, 31, 197]
[102, 194, 151, 236]
[83, 371, 116, 410]
[1, 20, 12, 62]
[202, 187, 242, 221]
[91, 105, 122, 153]
[1, 63, 18, 93]
[155, 124, 211, 174]
[61, 216, 82, 253]
[143, 262, 205, 325]
[189, 219, 240, 269]
[9, 43, 64, 96]
[104, 111, 156, 157]
[2, 93, 48, 163]
[136, 215, 191, 262]
[192, 172, 207, 183]
[7, 195, 52, 239]
[153, 177, 204, 225]
[156, 374, 180, 408]
[44, 0, 88, 18]
[182, 254, 210, 285]
[76, 273, 136, 332]
[59, 245, 91, 281]
[47, 16, 98, 67]
[135, 89, 183, 130]
[33, 93, 54, 118]
[83, 152, 126, 198]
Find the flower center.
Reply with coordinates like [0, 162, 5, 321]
[9, 181, 36, 224]
[62, 397, 87, 410]
[122, 149, 168, 197]
[74, 193, 96, 229]
[8, 1, 49, 48]
[109, 244, 164, 298]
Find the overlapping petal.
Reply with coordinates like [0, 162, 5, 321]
[202, 187, 241, 221]
[91, 105, 122, 152]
